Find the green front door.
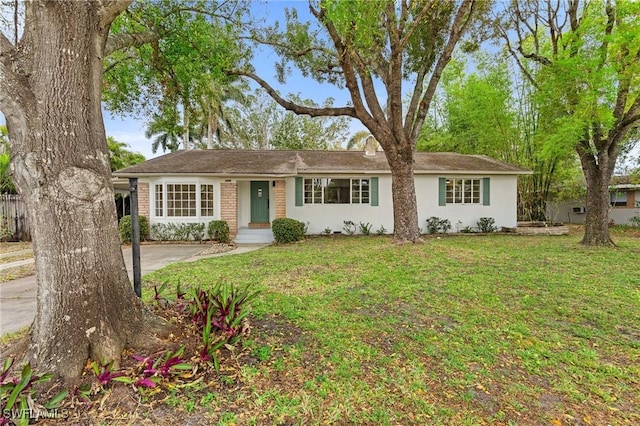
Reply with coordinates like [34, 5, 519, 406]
[250, 181, 270, 223]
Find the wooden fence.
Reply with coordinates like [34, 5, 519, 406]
[0, 194, 31, 241]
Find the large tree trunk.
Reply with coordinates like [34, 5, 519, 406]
[2, 2, 164, 381]
[577, 139, 616, 246]
[385, 146, 421, 242]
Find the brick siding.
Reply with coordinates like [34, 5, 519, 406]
[626, 190, 636, 208]
[220, 181, 238, 237]
[138, 182, 150, 220]
[274, 179, 286, 219]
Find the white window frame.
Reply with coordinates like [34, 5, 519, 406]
[152, 179, 217, 219]
[303, 177, 371, 205]
[446, 178, 481, 204]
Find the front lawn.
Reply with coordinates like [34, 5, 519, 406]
[139, 232, 639, 425]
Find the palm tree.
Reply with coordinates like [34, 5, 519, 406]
[144, 107, 188, 154]
[193, 79, 248, 149]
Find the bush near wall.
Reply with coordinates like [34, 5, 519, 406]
[119, 215, 149, 243]
[207, 220, 230, 243]
[150, 223, 208, 241]
[272, 218, 305, 243]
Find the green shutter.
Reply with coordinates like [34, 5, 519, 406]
[295, 177, 303, 206]
[370, 177, 379, 206]
[438, 177, 446, 206]
[482, 177, 490, 206]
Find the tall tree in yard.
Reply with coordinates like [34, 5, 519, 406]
[498, 0, 640, 245]
[234, 0, 481, 242]
[0, 1, 165, 380]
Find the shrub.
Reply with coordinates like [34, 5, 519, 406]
[477, 217, 497, 233]
[150, 223, 207, 241]
[186, 223, 206, 241]
[425, 216, 451, 234]
[119, 215, 149, 243]
[358, 222, 372, 235]
[207, 220, 230, 243]
[322, 227, 332, 235]
[272, 218, 305, 243]
[375, 225, 387, 235]
[151, 223, 172, 241]
[630, 216, 640, 227]
[343, 220, 356, 235]
[439, 218, 452, 233]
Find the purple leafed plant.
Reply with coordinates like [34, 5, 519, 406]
[91, 361, 128, 386]
[131, 346, 191, 379]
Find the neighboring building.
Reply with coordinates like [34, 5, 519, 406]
[547, 175, 640, 225]
[113, 149, 531, 242]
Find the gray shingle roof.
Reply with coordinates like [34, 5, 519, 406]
[113, 149, 531, 177]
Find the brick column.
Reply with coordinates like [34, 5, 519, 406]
[274, 179, 287, 219]
[138, 182, 150, 220]
[220, 181, 238, 237]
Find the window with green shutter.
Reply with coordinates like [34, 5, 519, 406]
[295, 177, 303, 206]
[482, 177, 490, 206]
[370, 177, 379, 206]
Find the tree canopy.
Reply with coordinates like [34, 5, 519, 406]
[103, 0, 249, 150]
[418, 54, 579, 221]
[496, 0, 640, 245]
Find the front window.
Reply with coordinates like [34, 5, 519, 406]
[167, 184, 196, 217]
[155, 184, 163, 217]
[446, 178, 480, 204]
[304, 178, 322, 204]
[201, 184, 214, 216]
[303, 178, 370, 204]
[324, 178, 350, 204]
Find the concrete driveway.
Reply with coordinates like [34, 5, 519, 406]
[0, 244, 265, 335]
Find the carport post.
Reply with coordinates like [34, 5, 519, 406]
[129, 178, 142, 297]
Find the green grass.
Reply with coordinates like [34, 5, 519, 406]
[145, 233, 640, 425]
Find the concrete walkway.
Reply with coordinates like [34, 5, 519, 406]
[0, 243, 267, 335]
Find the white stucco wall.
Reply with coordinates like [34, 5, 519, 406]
[286, 175, 395, 234]
[416, 174, 518, 231]
[139, 174, 520, 235]
[287, 174, 520, 234]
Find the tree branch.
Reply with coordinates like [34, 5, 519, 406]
[398, 0, 436, 50]
[105, 31, 159, 56]
[410, 0, 476, 142]
[96, 0, 132, 29]
[103, 51, 138, 74]
[404, 64, 428, 136]
[0, 31, 14, 57]
[228, 69, 357, 118]
[309, 3, 381, 132]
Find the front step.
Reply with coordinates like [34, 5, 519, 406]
[234, 228, 275, 244]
